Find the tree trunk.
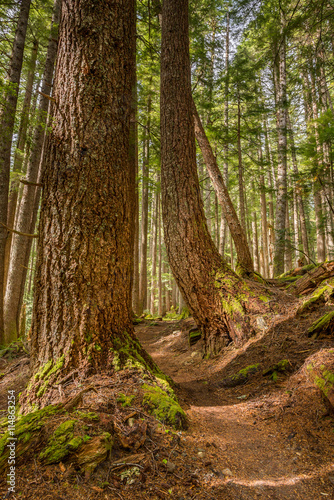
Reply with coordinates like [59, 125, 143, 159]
[273, 16, 288, 276]
[20, 0, 154, 408]
[138, 94, 151, 315]
[4, 0, 60, 343]
[237, 90, 247, 234]
[0, 0, 32, 343]
[161, 0, 267, 353]
[4, 39, 39, 289]
[220, 10, 230, 256]
[192, 101, 254, 275]
[150, 189, 158, 315]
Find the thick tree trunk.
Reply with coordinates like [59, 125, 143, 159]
[192, 102, 254, 275]
[161, 0, 267, 353]
[4, 0, 60, 343]
[0, 0, 32, 343]
[20, 0, 154, 409]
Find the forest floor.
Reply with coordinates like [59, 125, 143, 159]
[0, 291, 334, 499]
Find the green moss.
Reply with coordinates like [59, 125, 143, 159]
[263, 359, 289, 376]
[259, 295, 270, 303]
[142, 384, 187, 430]
[39, 420, 78, 464]
[94, 344, 102, 351]
[221, 364, 260, 387]
[238, 364, 260, 377]
[117, 393, 135, 407]
[0, 405, 62, 461]
[75, 410, 99, 421]
[189, 330, 201, 346]
[307, 311, 334, 337]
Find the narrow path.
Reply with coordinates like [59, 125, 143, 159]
[136, 318, 334, 500]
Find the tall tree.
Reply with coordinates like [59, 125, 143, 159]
[161, 0, 267, 353]
[22, 0, 153, 406]
[0, 0, 32, 343]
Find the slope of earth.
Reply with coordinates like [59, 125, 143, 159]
[0, 294, 333, 499]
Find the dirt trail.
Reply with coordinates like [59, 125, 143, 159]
[136, 310, 334, 500]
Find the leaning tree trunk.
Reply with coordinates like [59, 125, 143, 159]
[21, 0, 154, 409]
[0, 0, 32, 343]
[160, 0, 270, 354]
[192, 101, 254, 275]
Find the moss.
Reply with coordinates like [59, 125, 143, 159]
[39, 420, 80, 464]
[36, 380, 49, 398]
[307, 311, 334, 338]
[263, 359, 289, 376]
[298, 286, 328, 314]
[259, 295, 270, 303]
[189, 329, 201, 346]
[117, 393, 135, 407]
[142, 384, 187, 430]
[94, 344, 102, 351]
[75, 410, 99, 421]
[35, 360, 53, 381]
[221, 296, 244, 316]
[221, 364, 260, 387]
[0, 405, 62, 463]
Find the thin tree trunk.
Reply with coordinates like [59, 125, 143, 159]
[273, 15, 288, 275]
[150, 190, 158, 315]
[4, 39, 39, 288]
[4, 0, 60, 343]
[138, 93, 151, 315]
[0, 0, 32, 343]
[237, 89, 246, 234]
[192, 102, 254, 275]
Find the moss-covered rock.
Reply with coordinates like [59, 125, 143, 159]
[142, 384, 187, 430]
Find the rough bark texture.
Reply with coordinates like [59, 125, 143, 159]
[20, 0, 154, 409]
[192, 101, 254, 275]
[161, 0, 266, 353]
[0, 0, 32, 343]
[4, 0, 60, 343]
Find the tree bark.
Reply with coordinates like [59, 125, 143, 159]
[19, 0, 153, 406]
[161, 0, 266, 353]
[138, 94, 151, 315]
[4, 39, 39, 289]
[4, 0, 60, 343]
[192, 101, 254, 275]
[0, 0, 32, 343]
[273, 16, 288, 276]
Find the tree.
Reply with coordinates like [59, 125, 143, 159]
[21, 0, 153, 407]
[0, 0, 32, 343]
[161, 0, 269, 353]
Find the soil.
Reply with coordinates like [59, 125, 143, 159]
[0, 292, 334, 500]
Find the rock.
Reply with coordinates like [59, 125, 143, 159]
[197, 451, 205, 458]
